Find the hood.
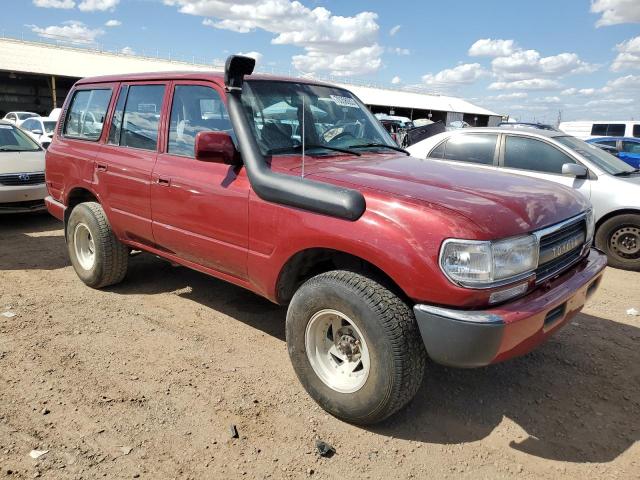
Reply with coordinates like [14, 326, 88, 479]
[277, 154, 589, 238]
[0, 150, 46, 175]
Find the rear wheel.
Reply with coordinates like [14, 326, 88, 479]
[67, 202, 129, 288]
[595, 213, 640, 271]
[286, 270, 426, 424]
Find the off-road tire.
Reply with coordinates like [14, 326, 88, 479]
[67, 202, 129, 288]
[595, 214, 640, 271]
[286, 270, 426, 424]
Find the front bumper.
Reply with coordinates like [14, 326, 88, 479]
[413, 248, 607, 368]
[0, 184, 48, 214]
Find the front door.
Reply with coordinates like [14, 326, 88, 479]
[151, 81, 250, 279]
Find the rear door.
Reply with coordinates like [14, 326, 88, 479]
[150, 81, 250, 279]
[96, 82, 167, 245]
[499, 134, 591, 199]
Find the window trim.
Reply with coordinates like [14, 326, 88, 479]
[499, 133, 588, 177]
[162, 79, 229, 158]
[62, 87, 114, 142]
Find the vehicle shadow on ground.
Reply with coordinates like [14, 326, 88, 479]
[0, 213, 69, 270]
[117, 255, 640, 464]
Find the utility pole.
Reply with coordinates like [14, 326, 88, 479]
[557, 110, 562, 127]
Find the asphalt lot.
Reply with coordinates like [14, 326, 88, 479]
[0, 213, 638, 479]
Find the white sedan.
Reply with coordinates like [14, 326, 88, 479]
[407, 127, 640, 271]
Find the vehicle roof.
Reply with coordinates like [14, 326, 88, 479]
[588, 136, 640, 142]
[444, 127, 567, 138]
[5, 111, 38, 115]
[75, 71, 336, 88]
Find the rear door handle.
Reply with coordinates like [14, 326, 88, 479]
[96, 163, 108, 172]
[157, 177, 171, 186]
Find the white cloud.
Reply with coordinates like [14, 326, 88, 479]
[120, 46, 135, 55]
[486, 92, 528, 100]
[492, 50, 597, 81]
[422, 63, 486, 87]
[585, 97, 634, 107]
[166, 0, 382, 76]
[237, 50, 263, 62]
[468, 38, 517, 57]
[562, 87, 598, 96]
[391, 75, 401, 85]
[591, 0, 640, 27]
[78, 0, 119, 11]
[611, 35, 640, 71]
[603, 74, 640, 92]
[389, 24, 401, 36]
[390, 47, 410, 56]
[535, 96, 561, 104]
[105, 19, 121, 27]
[489, 78, 562, 90]
[28, 21, 104, 44]
[33, 0, 75, 8]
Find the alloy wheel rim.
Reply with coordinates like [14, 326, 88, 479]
[73, 223, 96, 270]
[305, 308, 370, 394]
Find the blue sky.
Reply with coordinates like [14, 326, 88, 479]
[7, 0, 640, 122]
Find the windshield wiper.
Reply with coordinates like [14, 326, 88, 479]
[347, 143, 410, 155]
[266, 144, 361, 156]
[613, 168, 640, 176]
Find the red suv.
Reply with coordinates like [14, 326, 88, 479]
[45, 56, 606, 424]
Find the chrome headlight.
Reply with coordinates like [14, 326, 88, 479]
[440, 235, 539, 288]
[585, 208, 595, 247]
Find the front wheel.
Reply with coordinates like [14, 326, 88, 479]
[286, 270, 426, 424]
[595, 214, 640, 271]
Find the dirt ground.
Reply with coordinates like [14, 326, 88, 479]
[0, 214, 638, 480]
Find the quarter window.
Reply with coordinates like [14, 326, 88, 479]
[440, 134, 497, 165]
[428, 141, 446, 159]
[168, 85, 232, 157]
[504, 136, 575, 174]
[63, 89, 112, 140]
[120, 85, 165, 151]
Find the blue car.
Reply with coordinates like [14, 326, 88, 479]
[586, 137, 640, 169]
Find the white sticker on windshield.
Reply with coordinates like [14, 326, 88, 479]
[330, 95, 359, 108]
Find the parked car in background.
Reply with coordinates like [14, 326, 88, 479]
[49, 108, 62, 121]
[586, 137, 640, 169]
[0, 120, 47, 213]
[21, 117, 58, 149]
[559, 121, 640, 140]
[2, 111, 40, 127]
[498, 121, 558, 131]
[407, 127, 640, 271]
[44, 57, 605, 424]
[591, 143, 621, 157]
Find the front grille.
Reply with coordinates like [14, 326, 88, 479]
[0, 172, 45, 186]
[535, 216, 587, 283]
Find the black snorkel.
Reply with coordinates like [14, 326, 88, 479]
[224, 55, 366, 221]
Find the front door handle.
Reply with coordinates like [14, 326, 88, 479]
[157, 177, 171, 186]
[96, 163, 108, 172]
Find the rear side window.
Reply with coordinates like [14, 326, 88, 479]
[504, 136, 575, 174]
[168, 85, 232, 157]
[120, 85, 165, 151]
[633, 125, 640, 138]
[594, 140, 617, 147]
[440, 134, 497, 165]
[591, 123, 625, 137]
[64, 89, 112, 140]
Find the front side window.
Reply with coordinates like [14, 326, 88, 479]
[168, 85, 232, 157]
[504, 136, 575, 174]
[64, 89, 112, 140]
[440, 134, 497, 165]
[622, 141, 640, 154]
[0, 124, 41, 151]
[240, 80, 395, 156]
[120, 85, 165, 151]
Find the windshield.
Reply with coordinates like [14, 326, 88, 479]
[0, 124, 41, 151]
[555, 135, 635, 175]
[43, 120, 57, 134]
[241, 80, 395, 156]
[17, 113, 38, 121]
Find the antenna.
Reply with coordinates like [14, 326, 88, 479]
[301, 94, 305, 179]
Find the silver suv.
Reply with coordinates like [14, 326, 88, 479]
[407, 127, 640, 271]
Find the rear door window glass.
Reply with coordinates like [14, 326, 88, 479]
[63, 89, 112, 140]
[504, 136, 575, 174]
[441, 134, 497, 165]
[120, 85, 165, 151]
[168, 85, 232, 157]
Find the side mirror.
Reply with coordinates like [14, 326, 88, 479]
[32, 129, 43, 135]
[194, 131, 239, 164]
[562, 163, 588, 178]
